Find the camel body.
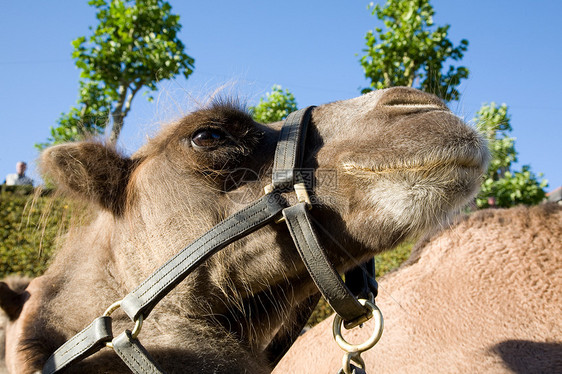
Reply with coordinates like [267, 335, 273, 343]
[275, 204, 562, 374]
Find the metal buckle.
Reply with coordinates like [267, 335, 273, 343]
[264, 183, 311, 207]
[332, 299, 383, 352]
[293, 182, 312, 207]
[103, 300, 143, 349]
[332, 299, 383, 374]
[264, 182, 312, 224]
[263, 184, 275, 195]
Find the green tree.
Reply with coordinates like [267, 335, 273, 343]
[39, 0, 194, 148]
[36, 82, 112, 149]
[475, 102, 547, 208]
[360, 0, 469, 102]
[251, 85, 298, 123]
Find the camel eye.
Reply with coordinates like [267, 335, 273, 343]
[191, 128, 226, 148]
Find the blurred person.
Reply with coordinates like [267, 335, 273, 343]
[4, 161, 33, 186]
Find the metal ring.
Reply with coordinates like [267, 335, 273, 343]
[332, 299, 383, 353]
[103, 300, 143, 348]
[342, 352, 365, 374]
[103, 300, 123, 317]
[130, 314, 144, 339]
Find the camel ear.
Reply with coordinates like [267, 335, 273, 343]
[0, 282, 27, 321]
[40, 142, 132, 214]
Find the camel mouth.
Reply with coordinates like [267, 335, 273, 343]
[341, 155, 486, 217]
[383, 103, 448, 111]
[342, 152, 487, 176]
[341, 157, 486, 177]
[339, 153, 487, 238]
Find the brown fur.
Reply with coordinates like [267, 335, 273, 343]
[0, 88, 488, 373]
[275, 204, 562, 373]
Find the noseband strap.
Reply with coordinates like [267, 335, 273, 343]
[269, 107, 375, 327]
[271, 106, 312, 190]
[43, 107, 377, 374]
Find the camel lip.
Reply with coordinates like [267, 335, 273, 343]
[383, 103, 448, 110]
[341, 158, 485, 176]
[341, 143, 489, 176]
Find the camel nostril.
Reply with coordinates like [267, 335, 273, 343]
[377, 87, 448, 111]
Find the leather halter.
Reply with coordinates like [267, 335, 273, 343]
[42, 107, 377, 373]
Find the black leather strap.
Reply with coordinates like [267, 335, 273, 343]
[43, 192, 287, 373]
[272, 106, 374, 330]
[121, 192, 287, 321]
[282, 203, 369, 327]
[113, 331, 165, 374]
[271, 106, 315, 190]
[344, 258, 378, 300]
[42, 316, 113, 374]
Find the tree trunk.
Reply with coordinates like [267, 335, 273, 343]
[109, 110, 125, 144]
[109, 111, 125, 144]
[109, 85, 127, 144]
[383, 72, 392, 87]
[109, 83, 141, 144]
[78, 104, 89, 136]
[405, 59, 416, 87]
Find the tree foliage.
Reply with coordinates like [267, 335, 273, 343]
[475, 103, 547, 208]
[250, 85, 298, 124]
[360, 0, 469, 101]
[36, 82, 111, 149]
[38, 0, 194, 149]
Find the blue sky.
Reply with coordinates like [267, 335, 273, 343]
[1, 1, 561, 192]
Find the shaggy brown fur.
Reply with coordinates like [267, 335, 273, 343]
[275, 204, 562, 373]
[0, 88, 488, 373]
